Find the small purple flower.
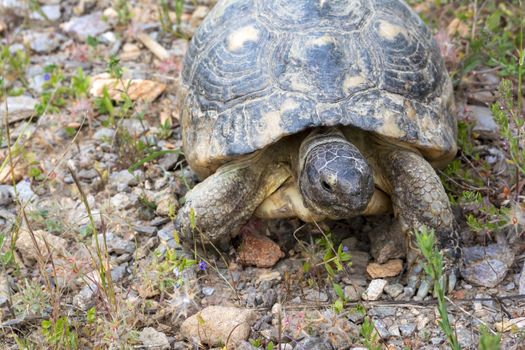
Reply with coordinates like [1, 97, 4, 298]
[43, 73, 51, 81]
[198, 260, 207, 271]
[342, 246, 349, 253]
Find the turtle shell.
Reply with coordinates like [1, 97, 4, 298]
[179, 0, 457, 178]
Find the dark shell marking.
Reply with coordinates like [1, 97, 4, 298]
[180, 0, 457, 177]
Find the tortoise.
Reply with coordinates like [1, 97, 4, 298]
[175, 0, 460, 284]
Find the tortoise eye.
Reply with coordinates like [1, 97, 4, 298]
[321, 180, 333, 192]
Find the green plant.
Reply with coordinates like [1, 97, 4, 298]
[360, 316, 381, 350]
[41, 316, 78, 350]
[0, 232, 14, 267]
[0, 45, 30, 95]
[314, 232, 352, 277]
[112, 0, 133, 25]
[34, 64, 71, 116]
[492, 80, 524, 176]
[331, 282, 348, 314]
[479, 325, 501, 350]
[415, 226, 460, 350]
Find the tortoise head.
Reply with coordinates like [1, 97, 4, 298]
[298, 128, 374, 219]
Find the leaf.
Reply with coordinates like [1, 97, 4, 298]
[333, 283, 345, 299]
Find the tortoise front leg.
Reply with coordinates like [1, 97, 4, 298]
[377, 149, 461, 295]
[175, 157, 291, 248]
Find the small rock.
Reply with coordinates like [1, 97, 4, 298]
[399, 323, 416, 337]
[343, 285, 362, 301]
[15, 179, 35, 203]
[73, 264, 127, 310]
[78, 168, 99, 180]
[362, 279, 387, 301]
[24, 31, 66, 53]
[294, 337, 333, 350]
[134, 224, 157, 236]
[121, 118, 150, 136]
[155, 195, 178, 217]
[304, 289, 328, 303]
[461, 244, 514, 288]
[90, 73, 166, 102]
[369, 220, 405, 263]
[15, 229, 68, 265]
[30, 4, 61, 21]
[180, 306, 256, 347]
[238, 232, 284, 268]
[519, 261, 525, 294]
[202, 287, 215, 296]
[0, 185, 13, 206]
[94, 232, 135, 255]
[366, 259, 403, 278]
[159, 152, 180, 170]
[384, 283, 404, 298]
[495, 317, 525, 332]
[368, 306, 396, 318]
[373, 319, 390, 338]
[0, 272, 10, 306]
[93, 127, 115, 140]
[0, 95, 38, 123]
[190, 6, 210, 29]
[465, 105, 499, 139]
[110, 192, 138, 210]
[61, 12, 111, 41]
[416, 315, 429, 330]
[109, 170, 142, 192]
[456, 327, 475, 349]
[139, 327, 170, 350]
[100, 31, 117, 44]
[388, 325, 401, 337]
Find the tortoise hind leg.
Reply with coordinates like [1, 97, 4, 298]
[175, 156, 291, 248]
[377, 148, 461, 294]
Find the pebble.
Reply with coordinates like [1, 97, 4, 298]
[399, 323, 416, 337]
[202, 287, 215, 296]
[61, 12, 111, 41]
[30, 4, 61, 21]
[109, 170, 143, 192]
[466, 105, 499, 139]
[139, 327, 170, 350]
[238, 232, 284, 268]
[180, 306, 256, 347]
[384, 283, 404, 298]
[0, 96, 38, 123]
[519, 261, 525, 294]
[294, 337, 333, 350]
[416, 315, 429, 330]
[15, 229, 68, 265]
[343, 284, 362, 301]
[78, 168, 99, 180]
[0, 185, 13, 206]
[368, 306, 396, 318]
[93, 127, 115, 140]
[73, 264, 127, 310]
[24, 31, 66, 53]
[0, 272, 10, 306]
[134, 224, 158, 236]
[304, 289, 328, 303]
[366, 259, 403, 278]
[90, 74, 166, 103]
[362, 279, 387, 301]
[94, 232, 135, 255]
[373, 319, 390, 338]
[110, 192, 138, 210]
[461, 244, 514, 288]
[456, 327, 475, 349]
